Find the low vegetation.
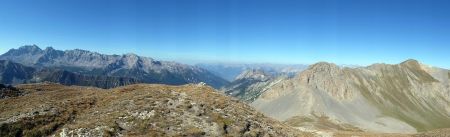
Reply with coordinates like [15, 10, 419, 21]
[0, 83, 309, 137]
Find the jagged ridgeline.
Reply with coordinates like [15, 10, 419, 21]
[0, 45, 228, 88]
[0, 60, 139, 88]
[249, 59, 450, 133]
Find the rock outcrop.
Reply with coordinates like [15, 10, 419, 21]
[0, 84, 24, 99]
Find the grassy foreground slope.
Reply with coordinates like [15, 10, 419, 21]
[0, 83, 309, 137]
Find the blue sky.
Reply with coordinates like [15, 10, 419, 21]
[0, 0, 449, 68]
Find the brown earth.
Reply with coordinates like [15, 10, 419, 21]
[0, 83, 311, 137]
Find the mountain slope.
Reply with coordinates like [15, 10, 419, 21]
[251, 59, 450, 133]
[223, 69, 286, 102]
[32, 68, 140, 89]
[0, 45, 228, 88]
[0, 60, 35, 84]
[0, 60, 140, 88]
[0, 83, 309, 137]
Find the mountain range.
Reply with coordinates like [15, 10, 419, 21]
[225, 59, 450, 134]
[0, 60, 140, 88]
[0, 45, 228, 88]
[196, 63, 308, 81]
[1, 45, 450, 136]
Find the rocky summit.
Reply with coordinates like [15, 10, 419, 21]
[0, 83, 310, 137]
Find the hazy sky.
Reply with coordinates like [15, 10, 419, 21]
[0, 0, 449, 68]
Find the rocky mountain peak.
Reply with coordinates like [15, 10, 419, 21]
[43, 47, 59, 53]
[235, 69, 272, 81]
[307, 62, 340, 73]
[44, 46, 55, 51]
[69, 49, 96, 55]
[6, 45, 43, 55]
[19, 45, 41, 51]
[253, 59, 450, 134]
[0, 45, 229, 88]
[42, 47, 63, 55]
[119, 53, 144, 68]
[296, 61, 354, 100]
[122, 53, 140, 61]
[124, 53, 138, 58]
[401, 59, 420, 64]
[400, 59, 423, 69]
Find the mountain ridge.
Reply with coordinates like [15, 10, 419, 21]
[0, 45, 228, 88]
[222, 69, 283, 102]
[250, 59, 450, 133]
[0, 60, 141, 88]
[196, 63, 308, 81]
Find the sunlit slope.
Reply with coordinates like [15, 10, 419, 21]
[252, 59, 450, 133]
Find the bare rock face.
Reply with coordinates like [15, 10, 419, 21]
[0, 83, 310, 137]
[296, 62, 355, 100]
[251, 59, 450, 134]
[0, 45, 228, 88]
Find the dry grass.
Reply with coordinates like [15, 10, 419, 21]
[0, 83, 311, 137]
